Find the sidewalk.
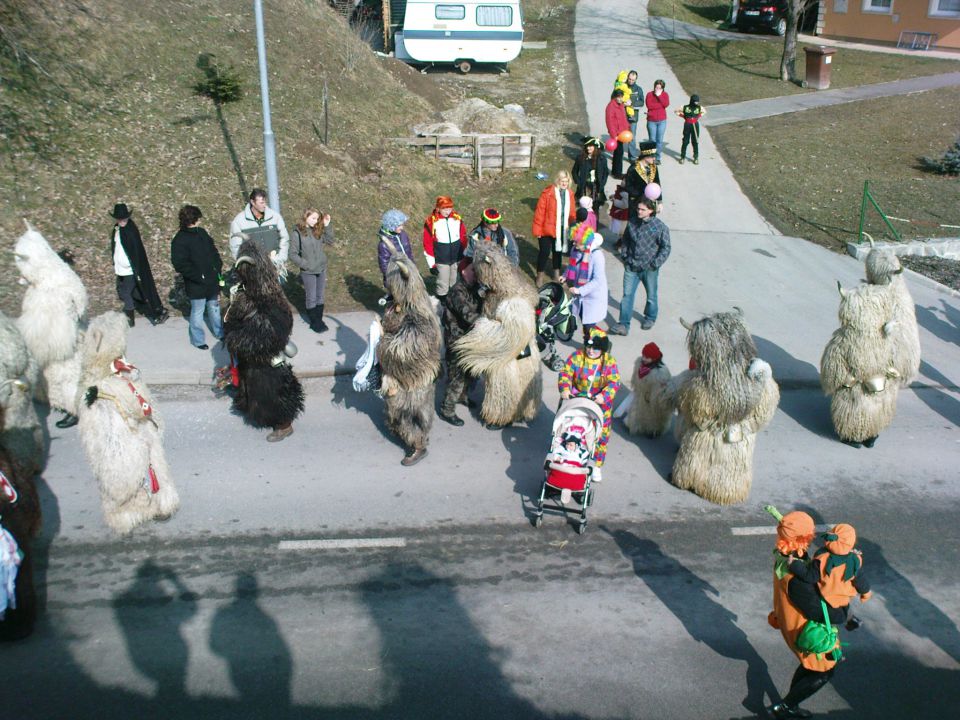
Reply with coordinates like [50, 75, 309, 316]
[706, 70, 960, 126]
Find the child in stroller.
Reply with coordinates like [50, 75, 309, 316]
[535, 397, 605, 534]
[536, 281, 577, 372]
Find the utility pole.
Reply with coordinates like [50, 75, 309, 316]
[254, 0, 280, 212]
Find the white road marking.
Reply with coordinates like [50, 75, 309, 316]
[731, 524, 830, 536]
[278, 537, 407, 550]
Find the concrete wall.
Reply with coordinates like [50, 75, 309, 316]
[822, 0, 960, 50]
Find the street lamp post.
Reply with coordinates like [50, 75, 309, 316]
[254, 0, 280, 213]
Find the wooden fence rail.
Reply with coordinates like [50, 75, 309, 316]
[390, 134, 536, 178]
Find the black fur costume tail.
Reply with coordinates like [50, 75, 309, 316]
[224, 241, 304, 428]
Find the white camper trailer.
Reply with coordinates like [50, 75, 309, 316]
[393, 1, 524, 73]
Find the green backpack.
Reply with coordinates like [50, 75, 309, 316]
[795, 600, 843, 661]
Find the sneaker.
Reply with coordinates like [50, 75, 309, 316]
[678, 157, 685, 164]
[607, 323, 628, 336]
[266, 425, 294, 442]
[640, 320, 654, 330]
[401, 447, 428, 466]
[592, 467, 603, 483]
[560, 488, 572, 504]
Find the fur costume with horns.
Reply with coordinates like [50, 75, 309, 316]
[0, 404, 42, 640]
[78, 312, 179, 533]
[821, 282, 901, 443]
[672, 310, 779, 505]
[378, 254, 442, 454]
[865, 249, 921, 386]
[224, 241, 305, 429]
[454, 245, 542, 426]
[14, 225, 88, 416]
[0, 311, 45, 478]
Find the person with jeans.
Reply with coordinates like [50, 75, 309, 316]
[608, 197, 670, 335]
[171, 205, 224, 350]
[605, 89, 630, 178]
[645, 79, 670, 165]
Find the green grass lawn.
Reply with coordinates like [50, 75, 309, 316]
[648, 0, 730, 29]
[660, 38, 960, 105]
[711, 87, 960, 252]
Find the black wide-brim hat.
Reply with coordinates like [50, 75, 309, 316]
[110, 203, 133, 220]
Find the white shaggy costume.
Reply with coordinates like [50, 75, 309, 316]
[455, 245, 542, 427]
[77, 312, 179, 533]
[624, 356, 674, 438]
[14, 226, 87, 418]
[865, 249, 921, 386]
[0, 312, 45, 477]
[671, 310, 780, 505]
[820, 282, 901, 445]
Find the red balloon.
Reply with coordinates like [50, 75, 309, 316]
[604, 137, 619, 152]
[618, 130, 634, 144]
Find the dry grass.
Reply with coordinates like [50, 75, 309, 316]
[711, 88, 960, 252]
[660, 38, 960, 105]
[0, 0, 585, 316]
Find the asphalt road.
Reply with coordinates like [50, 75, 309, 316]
[5, 510, 958, 719]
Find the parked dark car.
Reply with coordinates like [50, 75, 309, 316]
[736, 1, 818, 37]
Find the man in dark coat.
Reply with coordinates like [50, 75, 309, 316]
[438, 262, 483, 426]
[110, 203, 168, 326]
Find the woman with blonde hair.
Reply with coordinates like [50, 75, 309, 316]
[532, 170, 576, 286]
[290, 207, 335, 332]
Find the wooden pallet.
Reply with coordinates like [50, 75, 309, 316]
[391, 134, 536, 178]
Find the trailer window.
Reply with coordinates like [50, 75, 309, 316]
[476, 5, 513, 26]
[435, 4, 466, 20]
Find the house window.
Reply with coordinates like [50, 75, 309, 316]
[476, 5, 513, 26]
[929, 0, 960, 17]
[862, 0, 893, 12]
[435, 5, 465, 20]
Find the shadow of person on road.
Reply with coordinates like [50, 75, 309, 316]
[603, 528, 778, 715]
[113, 560, 198, 702]
[752, 334, 834, 438]
[358, 561, 586, 719]
[915, 359, 960, 426]
[209, 571, 293, 710]
[915, 300, 959, 347]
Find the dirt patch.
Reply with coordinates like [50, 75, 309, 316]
[380, 55, 454, 111]
[901, 256, 960, 292]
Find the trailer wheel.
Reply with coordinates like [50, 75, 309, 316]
[457, 60, 472, 74]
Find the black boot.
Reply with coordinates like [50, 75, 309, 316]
[124, 309, 135, 327]
[314, 303, 329, 332]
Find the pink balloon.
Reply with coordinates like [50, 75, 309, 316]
[644, 182, 662, 200]
[604, 137, 619, 153]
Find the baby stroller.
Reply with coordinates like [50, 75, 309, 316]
[533, 397, 605, 534]
[536, 282, 577, 372]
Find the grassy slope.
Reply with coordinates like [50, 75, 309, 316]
[711, 88, 960, 251]
[0, 0, 585, 315]
[659, 38, 960, 105]
[648, 0, 729, 29]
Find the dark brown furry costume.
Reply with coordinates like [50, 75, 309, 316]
[0, 406, 41, 641]
[224, 241, 304, 429]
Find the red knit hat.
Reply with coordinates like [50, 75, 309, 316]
[483, 208, 502, 223]
[641, 342, 662, 362]
[435, 195, 454, 210]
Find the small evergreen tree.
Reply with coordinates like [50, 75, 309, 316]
[192, 53, 243, 104]
[922, 137, 960, 177]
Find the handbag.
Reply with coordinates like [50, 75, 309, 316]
[795, 599, 843, 661]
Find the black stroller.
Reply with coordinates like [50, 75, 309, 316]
[536, 282, 577, 372]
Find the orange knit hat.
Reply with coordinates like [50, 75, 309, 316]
[824, 523, 856, 555]
[776, 511, 815, 555]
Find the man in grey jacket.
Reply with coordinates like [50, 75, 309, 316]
[608, 197, 670, 335]
[229, 188, 289, 274]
